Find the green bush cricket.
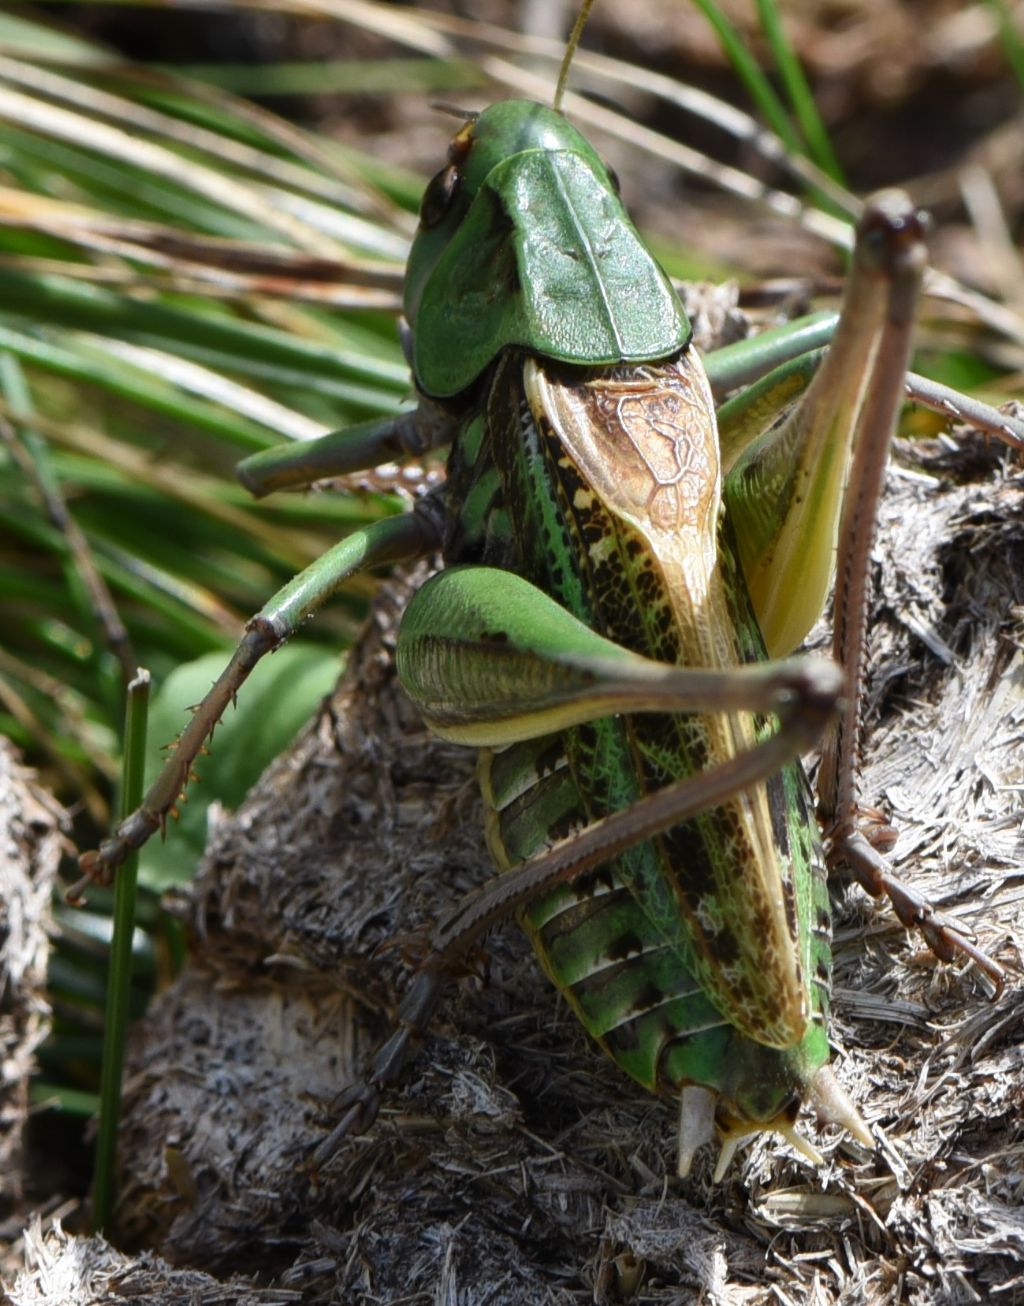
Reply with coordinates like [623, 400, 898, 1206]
[79, 4, 1017, 1181]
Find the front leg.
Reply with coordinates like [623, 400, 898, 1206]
[76, 505, 443, 890]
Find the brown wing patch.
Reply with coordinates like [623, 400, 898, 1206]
[526, 353, 809, 1048]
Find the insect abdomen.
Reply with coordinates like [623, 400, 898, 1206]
[449, 350, 833, 1125]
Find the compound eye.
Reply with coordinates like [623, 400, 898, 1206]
[604, 162, 621, 195]
[420, 163, 460, 228]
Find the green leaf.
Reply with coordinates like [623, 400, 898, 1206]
[138, 642, 341, 891]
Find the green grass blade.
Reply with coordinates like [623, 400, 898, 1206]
[754, 0, 845, 185]
[687, 0, 803, 157]
[92, 667, 150, 1235]
[985, 0, 1024, 89]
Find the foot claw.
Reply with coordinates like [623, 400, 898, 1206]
[311, 1083, 382, 1170]
[832, 828, 1004, 995]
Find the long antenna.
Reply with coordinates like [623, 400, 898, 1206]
[552, 0, 596, 113]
